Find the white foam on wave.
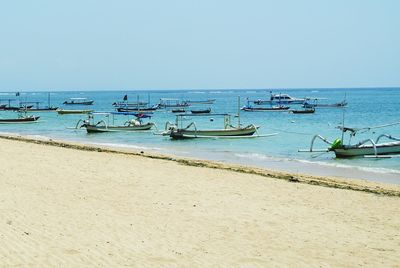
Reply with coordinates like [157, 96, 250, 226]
[86, 141, 164, 152]
[298, 158, 400, 175]
[234, 152, 400, 176]
[0, 131, 23, 136]
[25, 134, 53, 141]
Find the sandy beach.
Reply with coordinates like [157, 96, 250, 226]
[0, 135, 399, 267]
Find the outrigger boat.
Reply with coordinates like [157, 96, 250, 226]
[57, 109, 93, 115]
[156, 98, 190, 108]
[165, 113, 260, 139]
[18, 93, 58, 112]
[159, 97, 277, 139]
[303, 99, 347, 108]
[63, 98, 94, 105]
[0, 99, 33, 111]
[112, 101, 148, 107]
[112, 94, 150, 108]
[172, 108, 186, 113]
[241, 99, 290, 112]
[183, 99, 216, 105]
[116, 106, 158, 112]
[241, 105, 290, 112]
[191, 108, 211, 114]
[1, 105, 33, 111]
[0, 114, 40, 124]
[19, 102, 58, 112]
[76, 112, 155, 133]
[290, 107, 315, 114]
[299, 121, 400, 158]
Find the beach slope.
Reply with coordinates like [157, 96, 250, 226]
[0, 137, 399, 267]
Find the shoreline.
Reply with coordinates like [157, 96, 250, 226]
[3, 127, 400, 186]
[1, 133, 399, 197]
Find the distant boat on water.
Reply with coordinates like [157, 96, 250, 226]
[157, 98, 190, 108]
[290, 108, 315, 114]
[184, 99, 216, 105]
[0, 115, 40, 123]
[302, 99, 347, 108]
[116, 106, 157, 112]
[63, 98, 94, 105]
[253, 92, 306, 105]
[171, 108, 186, 113]
[191, 108, 211, 114]
[241, 105, 290, 112]
[0, 98, 33, 110]
[57, 109, 93, 115]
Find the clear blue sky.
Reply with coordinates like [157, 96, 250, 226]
[0, 0, 399, 90]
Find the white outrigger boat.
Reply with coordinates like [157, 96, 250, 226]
[75, 112, 155, 133]
[0, 114, 40, 124]
[164, 113, 260, 139]
[299, 122, 400, 158]
[158, 97, 277, 139]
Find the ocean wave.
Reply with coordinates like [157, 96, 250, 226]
[299, 159, 400, 175]
[25, 134, 52, 141]
[86, 141, 164, 152]
[233, 152, 400, 175]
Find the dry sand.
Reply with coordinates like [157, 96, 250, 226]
[0, 136, 399, 267]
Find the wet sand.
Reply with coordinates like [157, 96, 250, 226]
[0, 135, 399, 267]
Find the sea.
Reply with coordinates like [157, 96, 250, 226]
[1, 88, 399, 184]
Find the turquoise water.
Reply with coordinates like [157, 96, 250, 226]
[1, 88, 399, 183]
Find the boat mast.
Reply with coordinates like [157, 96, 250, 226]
[237, 96, 240, 128]
[341, 109, 345, 142]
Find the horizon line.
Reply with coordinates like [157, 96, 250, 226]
[1, 86, 399, 93]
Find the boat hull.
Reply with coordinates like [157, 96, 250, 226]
[116, 107, 157, 112]
[22, 107, 59, 112]
[242, 107, 289, 112]
[333, 142, 400, 157]
[63, 101, 94, 105]
[85, 123, 153, 133]
[57, 109, 93, 115]
[253, 100, 304, 105]
[184, 99, 216, 104]
[170, 127, 258, 139]
[0, 116, 40, 123]
[191, 108, 211, 114]
[291, 109, 315, 114]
